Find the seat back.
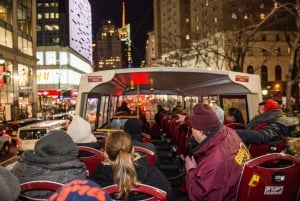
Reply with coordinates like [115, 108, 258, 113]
[78, 146, 104, 175]
[19, 180, 64, 201]
[249, 135, 287, 158]
[141, 132, 152, 143]
[134, 146, 156, 167]
[103, 183, 167, 201]
[237, 153, 300, 201]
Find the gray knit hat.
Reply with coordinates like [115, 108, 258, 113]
[0, 166, 21, 201]
[19, 129, 80, 164]
[35, 129, 78, 157]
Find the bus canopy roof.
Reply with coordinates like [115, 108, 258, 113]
[79, 67, 261, 97]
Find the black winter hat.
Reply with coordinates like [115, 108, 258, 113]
[124, 118, 143, 136]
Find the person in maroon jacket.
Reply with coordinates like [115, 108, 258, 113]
[177, 103, 251, 201]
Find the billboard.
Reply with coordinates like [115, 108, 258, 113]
[69, 0, 92, 63]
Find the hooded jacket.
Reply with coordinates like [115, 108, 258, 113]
[236, 99, 287, 145]
[185, 125, 250, 201]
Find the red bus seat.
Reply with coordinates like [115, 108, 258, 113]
[77, 146, 104, 176]
[19, 180, 63, 201]
[134, 146, 156, 167]
[141, 132, 152, 143]
[249, 135, 288, 158]
[103, 183, 167, 201]
[237, 153, 300, 201]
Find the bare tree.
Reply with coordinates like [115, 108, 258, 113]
[283, 1, 300, 116]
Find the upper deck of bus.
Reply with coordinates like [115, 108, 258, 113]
[77, 67, 261, 97]
[76, 67, 262, 124]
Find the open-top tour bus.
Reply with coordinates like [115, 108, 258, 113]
[75, 67, 262, 131]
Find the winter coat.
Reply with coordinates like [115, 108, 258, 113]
[88, 156, 175, 201]
[185, 125, 250, 201]
[236, 109, 286, 144]
[12, 152, 86, 199]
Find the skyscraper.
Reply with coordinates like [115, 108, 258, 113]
[94, 0, 132, 70]
[36, 0, 93, 109]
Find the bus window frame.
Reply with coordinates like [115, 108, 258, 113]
[219, 95, 249, 124]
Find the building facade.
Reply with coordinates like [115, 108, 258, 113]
[0, 0, 37, 121]
[152, 0, 297, 102]
[36, 0, 93, 113]
[93, 1, 132, 70]
[94, 19, 122, 70]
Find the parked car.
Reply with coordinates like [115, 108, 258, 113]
[16, 119, 70, 154]
[6, 118, 42, 141]
[0, 123, 11, 155]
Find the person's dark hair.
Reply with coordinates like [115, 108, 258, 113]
[228, 107, 245, 124]
[259, 101, 266, 106]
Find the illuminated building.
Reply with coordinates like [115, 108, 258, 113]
[36, 0, 93, 110]
[0, 0, 37, 121]
[94, 0, 132, 70]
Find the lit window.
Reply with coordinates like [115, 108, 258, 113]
[232, 13, 237, 19]
[44, 13, 49, 19]
[260, 13, 265, 20]
[37, 13, 42, 19]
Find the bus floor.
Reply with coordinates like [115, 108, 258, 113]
[154, 142, 187, 198]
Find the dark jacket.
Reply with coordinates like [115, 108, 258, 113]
[236, 109, 285, 144]
[88, 156, 175, 201]
[132, 139, 160, 168]
[12, 152, 86, 199]
[77, 142, 102, 157]
[185, 125, 250, 201]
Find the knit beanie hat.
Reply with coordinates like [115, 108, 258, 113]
[264, 99, 280, 113]
[34, 130, 78, 159]
[124, 118, 143, 140]
[67, 115, 97, 143]
[0, 166, 21, 201]
[211, 105, 224, 123]
[188, 103, 220, 132]
[48, 179, 112, 201]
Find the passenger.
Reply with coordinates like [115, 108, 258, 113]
[116, 101, 131, 115]
[236, 99, 286, 145]
[12, 130, 86, 199]
[155, 104, 166, 125]
[48, 179, 112, 201]
[0, 166, 21, 201]
[224, 107, 246, 129]
[67, 115, 101, 155]
[176, 103, 250, 201]
[132, 106, 150, 133]
[286, 137, 300, 159]
[257, 101, 266, 115]
[124, 118, 160, 167]
[172, 101, 184, 113]
[88, 131, 175, 201]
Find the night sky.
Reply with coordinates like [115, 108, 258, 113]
[89, 0, 154, 67]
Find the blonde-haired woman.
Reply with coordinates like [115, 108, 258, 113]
[88, 131, 175, 201]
